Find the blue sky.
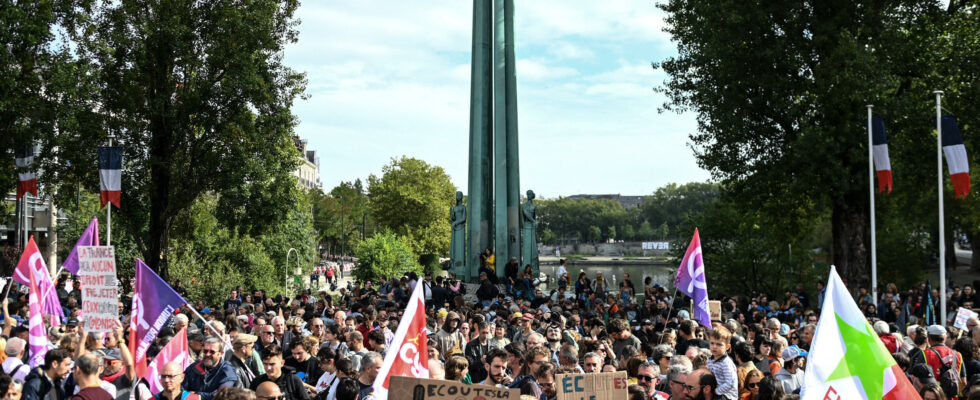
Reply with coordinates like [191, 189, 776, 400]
[283, 1, 710, 198]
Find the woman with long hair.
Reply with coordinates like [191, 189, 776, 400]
[575, 272, 591, 300]
[740, 369, 763, 400]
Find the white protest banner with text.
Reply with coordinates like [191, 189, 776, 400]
[78, 246, 118, 332]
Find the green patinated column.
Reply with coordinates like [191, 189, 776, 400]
[493, 0, 511, 279]
[503, 0, 523, 274]
[466, 0, 492, 282]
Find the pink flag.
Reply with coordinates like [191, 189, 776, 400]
[62, 217, 100, 275]
[15, 237, 64, 325]
[145, 328, 190, 394]
[371, 276, 429, 399]
[674, 228, 712, 329]
[27, 264, 47, 368]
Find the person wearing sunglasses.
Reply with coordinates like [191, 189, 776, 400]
[183, 337, 240, 400]
[636, 361, 669, 400]
[741, 369, 763, 400]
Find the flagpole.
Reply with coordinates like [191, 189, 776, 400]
[106, 134, 114, 246]
[935, 90, 947, 324]
[867, 105, 878, 303]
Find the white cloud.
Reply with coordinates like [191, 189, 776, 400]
[285, 1, 708, 196]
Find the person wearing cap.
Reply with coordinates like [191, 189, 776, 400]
[2, 337, 28, 382]
[909, 363, 938, 392]
[229, 333, 262, 389]
[64, 318, 79, 336]
[774, 345, 806, 395]
[512, 313, 535, 345]
[911, 325, 966, 383]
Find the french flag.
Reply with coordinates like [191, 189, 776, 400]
[15, 147, 38, 199]
[98, 146, 122, 209]
[872, 115, 892, 194]
[942, 116, 971, 199]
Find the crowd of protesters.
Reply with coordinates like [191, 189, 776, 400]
[0, 263, 979, 400]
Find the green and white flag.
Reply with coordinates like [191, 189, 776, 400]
[802, 266, 919, 400]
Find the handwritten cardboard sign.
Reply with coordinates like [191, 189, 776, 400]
[709, 300, 722, 321]
[556, 371, 628, 400]
[78, 246, 118, 332]
[955, 307, 979, 331]
[389, 376, 520, 400]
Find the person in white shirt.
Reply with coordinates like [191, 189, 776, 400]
[2, 337, 29, 382]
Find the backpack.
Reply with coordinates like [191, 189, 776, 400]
[929, 347, 961, 397]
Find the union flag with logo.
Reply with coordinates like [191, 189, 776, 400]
[371, 279, 429, 399]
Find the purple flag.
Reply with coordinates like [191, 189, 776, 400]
[63, 217, 100, 275]
[674, 229, 712, 329]
[129, 259, 187, 378]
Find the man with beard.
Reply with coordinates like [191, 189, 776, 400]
[681, 369, 716, 400]
[531, 362, 557, 400]
[582, 352, 603, 373]
[250, 344, 309, 400]
[434, 312, 465, 357]
[183, 337, 240, 400]
[481, 349, 513, 387]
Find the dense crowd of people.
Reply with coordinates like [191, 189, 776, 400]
[0, 264, 979, 400]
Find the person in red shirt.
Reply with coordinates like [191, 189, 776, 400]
[874, 321, 899, 353]
[70, 353, 112, 400]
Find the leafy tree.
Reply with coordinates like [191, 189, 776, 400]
[43, 0, 307, 280]
[622, 225, 635, 241]
[167, 194, 288, 304]
[640, 182, 720, 236]
[352, 231, 421, 283]
[637, 221, 655, 241]
[587, 226, 601, 243]
[367, 157, 456, 264]
[539, 228, 556, 245]
[607, 226, 617, 241]
[655, 0, 938, 283]
[313, 181, 372, 256]
[657, 222, 670, 241]
[536, 197, 637, 244]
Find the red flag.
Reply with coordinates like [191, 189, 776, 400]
[145, 328, 190, 394]
[15, 237, 65, 324]
[15, 147, 38, 200]
[371, 280, 429, 398]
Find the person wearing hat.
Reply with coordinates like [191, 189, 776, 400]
[2, 337, 28, 382]
[774, 345, 806, 394]
[911, 324, 966, 384]
[909, 363, 938, 391]
[64, 318, 79, 336]
[229, 333, 262, 389]
[512, 313, 535, 345]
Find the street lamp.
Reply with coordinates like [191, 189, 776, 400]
[285, 247, 298, 291]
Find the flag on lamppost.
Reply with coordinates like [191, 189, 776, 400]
[871, 115, 892, 193]
[15, 147, 38, 199]
[941, 116, 971, 199]
[98, 146, 123, 208]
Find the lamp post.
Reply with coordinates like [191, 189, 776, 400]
[339, 196, 345, 259]
[285, 247, 298, 291]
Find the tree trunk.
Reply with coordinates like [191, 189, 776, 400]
[832, 200, 868, 293]
[945, 223, 957, 271]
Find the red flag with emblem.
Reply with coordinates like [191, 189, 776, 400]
[371, 280, 428, 399]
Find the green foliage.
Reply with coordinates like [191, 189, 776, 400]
[367, 157, 456, 260]
[36, 0, 307, 279]
[539, 228, 556, 245]
[622, 225, 635, 241]
[640, 183, 720, 237]
[352, 231, 421, 283]
[654, 0, 947, 283]
[166, 193, 313, 305]
[57, 193, 141, 277]
[587, 226, 601, 243]
[607, 226, 616, 241]
[536, 197, 637, 243]
[637, 221, 655, 241]
[313, 180, 372, 256]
